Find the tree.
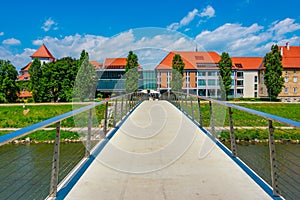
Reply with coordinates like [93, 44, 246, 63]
[171, 54, 184, 92]
[264, 44, 284, 100]
[73, 50, 97, 101]
[125, 51, 139, 93]
[218, 52, 233, 100]
[29, 58, 44, 102]
[0, 60, 19, 103]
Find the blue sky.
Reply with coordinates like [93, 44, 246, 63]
[1, 0, 300, 70]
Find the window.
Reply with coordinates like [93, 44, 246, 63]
[294, 87, 297, 93]
[198, 79, 206, 86]
[207, 71, 216, 76]
[254, 92, 258, 97]
[198, 72, 206, 76]
[294, 76, 297, 83]
[254, 84, 258, 90]
[285, 76, 289, 82]
[237, 80, 244, 86]
[237, 72, 243, 78]
[208, 79, 216, 86]
[254, 76, 258, 83]
[284, 87, 288, 93]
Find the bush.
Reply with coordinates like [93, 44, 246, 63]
[27, 98, 34, 103]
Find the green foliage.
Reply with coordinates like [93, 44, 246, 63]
[29, 58, 46, 102]
[18, 130, 80, 141]
[218, 52, 232, 100]
[73, 50, 97, 101]
[125, 51, 139, 93]
[171, 54, 184, 92]
[0, 60, 19, 103]
[263, 44, 284, 99]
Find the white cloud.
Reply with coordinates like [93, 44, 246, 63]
[41, 18, 58, 32]
[2, 38, 21, 45]
[0, 32, 4, 36]
[269, 18, 300, 36]
[200, 5, 215, 18]
[167, 6, 215, 31]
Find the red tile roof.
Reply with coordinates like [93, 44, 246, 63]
[18, 90, 32, 98]
[156, 51, 220, 70]
[31, 44, 55, 59]
[279, 45, 300, 69]
[231, 57, 263, 70]
[90, 61, 102, 69]
[18, 73, 30, 81]
[20, 62, 32, 71]
[103, 58, 142, 69]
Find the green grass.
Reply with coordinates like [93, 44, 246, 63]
[0, 104, 105, 128]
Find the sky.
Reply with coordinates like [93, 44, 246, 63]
[1, 0, 300, 71]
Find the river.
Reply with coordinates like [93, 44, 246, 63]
[0, 142, 299, 199]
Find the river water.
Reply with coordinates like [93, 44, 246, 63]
[0, 142, 299, 199]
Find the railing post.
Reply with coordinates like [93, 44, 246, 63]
[228, 107, 237, 157]
[209, 101, 215, 137]
[125, 95, 128, 114]
[190, 97, 194, 120]
[85, 109, 92, 158]
[197, 98, 203, 126]
[181, 95, 184, 112]
[49, 121, 61, 198]
[103, 101, 109, 136]
[113, 98, 117, 127]
[268, 120, 279, 196]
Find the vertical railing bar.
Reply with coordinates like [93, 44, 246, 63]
[228, 107, 237, 157]
[185, 95, 188, 114]
[103, 101, 109, 136]
[209, 101, 215, 137]
[190, 96, 194, 120]
[85, 109, 92, 158]
[121, 96, 124, 119]
[268, 120, 280, 197]
[113, 98, 117, 127]
[125, 94, 128, 114]
[49, 121, 61, 198]
[197, 98, 203, 126]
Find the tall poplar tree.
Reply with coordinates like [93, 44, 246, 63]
[171, 54, 184, 92]
[218, 52, 232, 100]
[29, 58, 44, 102]
[125, 51, 139, 93]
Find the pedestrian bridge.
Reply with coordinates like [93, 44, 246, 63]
[0, 92, 299, 200]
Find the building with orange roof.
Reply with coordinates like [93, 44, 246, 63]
[156, 51, 264, 98]
[259, 43, 300, 102]
[231, 57, 263, 98]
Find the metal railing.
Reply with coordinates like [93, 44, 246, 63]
[0, 92, 147, 199]
[164, 91, 300, 200]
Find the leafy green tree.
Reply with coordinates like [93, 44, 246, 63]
[0, 60, 19, 103]
[218, 52, 232, 100]
[73, 50, 97, 101]
[29, 58, 45, 102]
[171, 54, 184, 92]
[264, 44, 284, 100]
[125, 51, 139, 93]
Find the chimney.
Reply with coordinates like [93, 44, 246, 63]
[280, 47, 283, 56]
[286, 42, 290, 50]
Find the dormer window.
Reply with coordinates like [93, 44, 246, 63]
[235, 63, 242, 68]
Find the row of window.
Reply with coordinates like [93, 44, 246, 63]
[284, 76, 298, 83]
[284, 87, 298, 93]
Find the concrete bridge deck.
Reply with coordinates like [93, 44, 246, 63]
[63, 100, 272, 200]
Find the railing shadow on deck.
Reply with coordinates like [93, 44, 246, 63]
[162, 91, 300, 200]
[0, 92, 147, 200]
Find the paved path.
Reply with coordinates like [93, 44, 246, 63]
[63, 100, 272, 200]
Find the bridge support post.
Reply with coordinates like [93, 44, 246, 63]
[85, 109, 92, 158]
[197, 98, 203, 126]
[113, 98, 117, 127]
[209, 101, 215, 137]
[228, 107, 237, 157]
[104, 101, 109, 136]
[268, 120, 280, 196]
[49, 121, 61, 198]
